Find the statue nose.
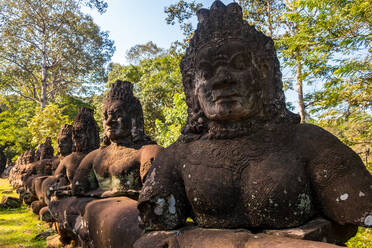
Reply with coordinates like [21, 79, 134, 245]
[213, 67, 233, 89]
[106, 114, 115, 124]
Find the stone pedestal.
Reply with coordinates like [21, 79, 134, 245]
[263, 217, 357, 245]
[134, 226, 345, 248]
[0, 196, 22, 209]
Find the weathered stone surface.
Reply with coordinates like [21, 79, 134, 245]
[82, 197, 143, 248]
[33, 229, 54, 240]
[72, 81, 161, 198]
[30, 200, 46, 215]
[46, 234, 64, 248]
[138, 1, 372, 246]
[133, 227, 343, 248]
[62, 81, 163, 247]
[45, 107, 100, 243]
[8, 149, 36, 189]
[39, 206, 54, 222]
[22, 191, 37, 205]
[49, 196, 96, 244]
[33, 124, 73, 204]
[0, 195, 22, 209]
[263, 217, 357, 245]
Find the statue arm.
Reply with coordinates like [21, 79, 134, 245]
[301, 124, 372, 227]
[71, 151, 98, 196]
[54, 160, 66, 176]
[138, 148, 190, 231]
[139, 144, 164, 182]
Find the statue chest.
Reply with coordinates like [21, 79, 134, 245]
[180, 139, 315, 228]
[92, 148, 141, 191]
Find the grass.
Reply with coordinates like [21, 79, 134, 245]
[0, 178, 49, 248]
[347, 227, 372, 248]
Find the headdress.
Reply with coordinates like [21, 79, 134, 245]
[73, 107, 100, 153]
[39, 137, 54, 160]
[179, 0, 299, 141]
[58, 124, 73, 136]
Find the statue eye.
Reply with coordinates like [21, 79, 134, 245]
[231, 54, 247, 71]
[198, 62, 213, 79]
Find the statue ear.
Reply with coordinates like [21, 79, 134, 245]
[131, 117, 137, 141]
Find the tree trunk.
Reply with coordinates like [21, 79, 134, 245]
[267, 2, 273, 37]
[296, 60, 306, 123]
[41, 40, 47, 110]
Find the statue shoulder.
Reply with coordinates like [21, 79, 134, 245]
[294, 123, 349, 153]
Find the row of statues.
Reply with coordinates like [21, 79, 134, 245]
[8, 1, 371, 247]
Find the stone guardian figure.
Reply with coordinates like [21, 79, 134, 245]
[137, 1, 372, 247]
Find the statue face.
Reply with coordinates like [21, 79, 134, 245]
[103, 101, 132, 143]
[57, 133, 72, 156]
[73, 123, 88, 152]
[195, 39, 261, 121]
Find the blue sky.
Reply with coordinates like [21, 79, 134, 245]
[82, 0, 235, 65]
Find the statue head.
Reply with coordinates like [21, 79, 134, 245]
[57, 124, 73, 156]
[180, 1, 298, 140]
[102, 80, 152, 148]
[73, 107, 100, 153]
[22, 150, 35, 164]
[39, 137, 54, 160]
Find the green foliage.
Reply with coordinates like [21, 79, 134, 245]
[164, 0, 202, 38]
[0, 0, 114, 108]
[28, 103, 70, 149]
[0, 96, 35, 161]
[57, 95, 92, 122]
[84, 0, 108, 14]
[108, 47, 187, 145]
[126, 41, 165, 64]
[347, 227, 372, 248]
[155, 92, 187, 147]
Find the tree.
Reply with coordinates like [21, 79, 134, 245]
[83, 0, 108, 14]
[126, 41, 164, 64]
[164, 0, 202, 40]
[28, 103, 70, 147]
[0, 0, 114, 109]
[0, 96, 35, 161]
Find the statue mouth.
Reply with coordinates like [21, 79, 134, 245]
[214, 93, 241, 103]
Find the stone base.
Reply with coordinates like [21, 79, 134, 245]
[263, 217, 357, 245]
[134, 227, 344, 248]
[0, 196, 22, 209]
[40, 206, 54, 222]
[30, 200, 46, 215]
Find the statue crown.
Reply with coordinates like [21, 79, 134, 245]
[59, 124, 73, 135]
[192, 1, 244, 50]
[74, 107, 95, 125]
[106, 80, 135, 103]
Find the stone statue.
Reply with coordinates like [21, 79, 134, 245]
[9, 150, 35, 189]
[44, 107, 100, 244]
[43, 109, 99, 201]
[31, 124, 73, 215]
[137, 1, 372, 247]
[67, 80, 163, 247]
[72, 80, 161, 198]
[19, 138, 54, 205]
[23, 137, 54, 188]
